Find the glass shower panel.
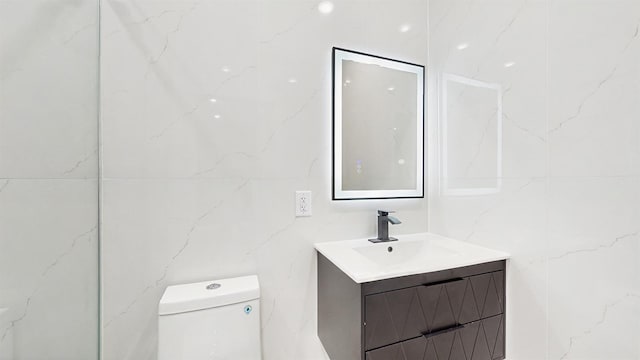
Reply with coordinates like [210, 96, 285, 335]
[0, 0, 100, 359]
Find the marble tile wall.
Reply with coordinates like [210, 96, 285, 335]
[428, 0, 640, 359]
[2, 0, 637, 359]
[0, 0, 100, 359]
[99, 1, 428, 359]
[547, 1, 640, 358]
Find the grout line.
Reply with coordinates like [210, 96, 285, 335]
[544, 0, 550, 358]
[97, 0, 103, 358]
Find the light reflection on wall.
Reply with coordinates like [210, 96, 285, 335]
[441, 73, 503, 196]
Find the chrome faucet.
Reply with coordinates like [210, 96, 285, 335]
[369, 210, 402, 243]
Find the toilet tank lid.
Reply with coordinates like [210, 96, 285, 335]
[158, 275, 260, 315]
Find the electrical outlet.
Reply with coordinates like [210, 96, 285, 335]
[295, 191, 312, 217]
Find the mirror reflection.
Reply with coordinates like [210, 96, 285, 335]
[333, 48, 424, 200]
[441, 73, 502, 196]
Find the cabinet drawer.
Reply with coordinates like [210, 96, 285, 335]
[365, 314, 505, 360]
[364, 271, 504, 350]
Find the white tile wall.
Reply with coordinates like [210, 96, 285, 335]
[0, 0, 99, 358]
[428, 0, 640, 359]
[2, 0, 638, 358]
[100, 1, 429, 359]
[0, 0, 99, 179]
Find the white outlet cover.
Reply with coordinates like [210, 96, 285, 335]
[295, 191, 312, 217]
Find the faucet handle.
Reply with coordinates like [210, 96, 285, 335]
[377, 210, 395, 216]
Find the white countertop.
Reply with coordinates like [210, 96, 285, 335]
[314, 232, 510, 283]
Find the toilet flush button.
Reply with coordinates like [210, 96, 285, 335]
[206, 283, 221, 290]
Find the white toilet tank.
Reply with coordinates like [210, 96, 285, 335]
[158, 275, 262, 360]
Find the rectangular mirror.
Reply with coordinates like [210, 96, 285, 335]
[332, 47, 425, 200]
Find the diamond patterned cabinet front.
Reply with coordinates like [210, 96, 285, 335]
[365, 315, 505, 360]
[364, 272, 504, 350]
[317, 254, 506, 360]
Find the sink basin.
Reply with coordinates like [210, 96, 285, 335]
[315, 232, 510, 283]
[354, 240, 458, 267]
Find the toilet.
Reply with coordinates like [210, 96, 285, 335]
[158, 275, 262, 360]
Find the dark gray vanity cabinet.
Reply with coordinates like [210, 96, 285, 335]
[317, 254, 506, 360]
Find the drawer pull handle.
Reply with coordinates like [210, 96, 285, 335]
[421, 324, 465, 338]
[421, 277, 465, 287]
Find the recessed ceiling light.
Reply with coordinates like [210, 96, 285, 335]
[221, 66, 230, 73]
[214, 114, 221, 119]
[318, 1, 334, 14]
[288, 78, 297, 84]
[504, 61, 516, 68]
[345, 79, 351, 84]
[387, 86, 395, 91]
[456, 43, 469, 50]
[399, 24, 411, 33]
[209, 98, 217, 103]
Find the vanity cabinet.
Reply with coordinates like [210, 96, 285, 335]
[317, 254, 506, 360]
